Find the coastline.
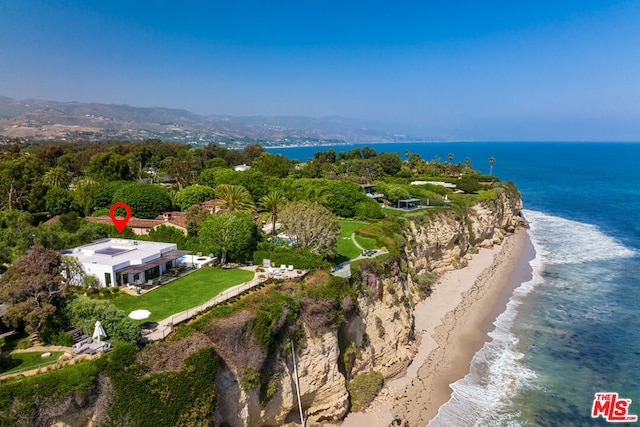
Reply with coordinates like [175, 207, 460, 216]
[335, 227, 529, 427]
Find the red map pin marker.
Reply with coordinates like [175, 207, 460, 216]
[109, 202, 132, 233]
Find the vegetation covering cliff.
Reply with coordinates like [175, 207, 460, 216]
[0, 182, 523, 426]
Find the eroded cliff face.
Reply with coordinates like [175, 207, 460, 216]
[212, 189, 524, 426]
[43, 188, 523, 427]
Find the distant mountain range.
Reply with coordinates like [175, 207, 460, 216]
[0, 96, 417, 147]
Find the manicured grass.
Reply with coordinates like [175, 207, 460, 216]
[337, 238, 361, 260]
[354, 234, 377, 250]
[381, 207, 404, 216]
[111, 268, 254, 323]
[337, 220, 379, 260]
[339, 219, 369, 238]
[1, 351, 63, 375]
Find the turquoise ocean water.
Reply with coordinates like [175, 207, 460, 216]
[270, 142, 640, 426]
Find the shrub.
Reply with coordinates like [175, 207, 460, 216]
[240, 366, 261, 391]
[253, 248, 329, 270]
[355, 199, 384, 220]
[414, 271, 439, 298]
[456, 175, 482, 194]
[347, 370, 384, 411]
[15, 338, 32, 350]
[112, 183, 171, 219]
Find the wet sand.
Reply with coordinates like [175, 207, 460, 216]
[335, 228, 529, 427]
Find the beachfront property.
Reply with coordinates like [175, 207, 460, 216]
[62, 238, 190, 287]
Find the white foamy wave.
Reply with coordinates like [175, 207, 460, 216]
[429, 224, 549, 427]
[429, 326, 537, 427]
[523, 209, 636, 265]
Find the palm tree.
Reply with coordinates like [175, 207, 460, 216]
[215, 184, 255, 212]
[448, 153, 455, 163]
[43, 166, 71, 189]
[489, 157, 495, 176]
[259, 190, 288, 235]
[305, 186, 331, 206]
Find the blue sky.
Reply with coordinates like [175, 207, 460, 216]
[1, 0, 639, 141]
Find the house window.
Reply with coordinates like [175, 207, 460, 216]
[104, 272, 112, 287]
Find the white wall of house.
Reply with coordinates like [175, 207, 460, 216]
[63, 239, 179, 287]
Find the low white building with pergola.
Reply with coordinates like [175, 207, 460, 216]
[62, 238, 190, 287]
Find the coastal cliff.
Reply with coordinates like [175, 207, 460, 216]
[209, 184, 524, 426]
[15, 184, 524, 427]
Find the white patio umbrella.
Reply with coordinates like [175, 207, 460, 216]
[128, 309, 151, 321]
[92, 320, 107, 342]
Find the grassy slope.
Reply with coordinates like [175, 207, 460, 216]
[111, 268, 254, 323]
[1, 352, 63, 375]
[337, 220, 379, 260]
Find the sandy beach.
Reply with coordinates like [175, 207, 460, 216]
[334, 227, 529, 427]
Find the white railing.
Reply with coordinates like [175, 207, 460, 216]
[147, 277, 266, 341]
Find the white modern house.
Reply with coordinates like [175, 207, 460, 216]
[62, 238, 190, 287]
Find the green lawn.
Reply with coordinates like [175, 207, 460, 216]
[339, 219, 369, 238]
[337, 220, 379, 260]
[111, 268, 254, 323]
[381, 207, 404, 216]
[354, 235, 377, 250]
[337, 238, 361, 260]
[1, 351, 63, 375]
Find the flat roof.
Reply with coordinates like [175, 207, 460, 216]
[115, 250, 191, 275]
[65, 239, 179, 268]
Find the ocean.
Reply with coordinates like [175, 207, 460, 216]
[269, 142, 640, 426]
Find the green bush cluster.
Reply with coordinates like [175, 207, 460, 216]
[253, 247, 329, 270]
[413, 271, 439, 298]
[354, 198, 384, 220]
[347, 370, 384, 411]
[102, 343, 219, 427]
[0, 360, 101, 426]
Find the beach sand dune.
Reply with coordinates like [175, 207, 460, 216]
[332, 228, 528, 427]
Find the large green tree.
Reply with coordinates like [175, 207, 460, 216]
[86, 152, 132, 182]
[45, 187, 74, 216]
[325, 180, 368, 217]
[0, 245, 68, 333]
[175, 185, 216, 211]
[251, 152, 293, 178]
[72, 178, 99, 216]
[112, 183, 172, 219]
[65, 298, 141, 344]
[198, 168, 280, 200]
[146, 225, 188, 249]
[0, 153, 42, 211]
[199, 212, 258, 264]
[279, 200, 340, 257]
